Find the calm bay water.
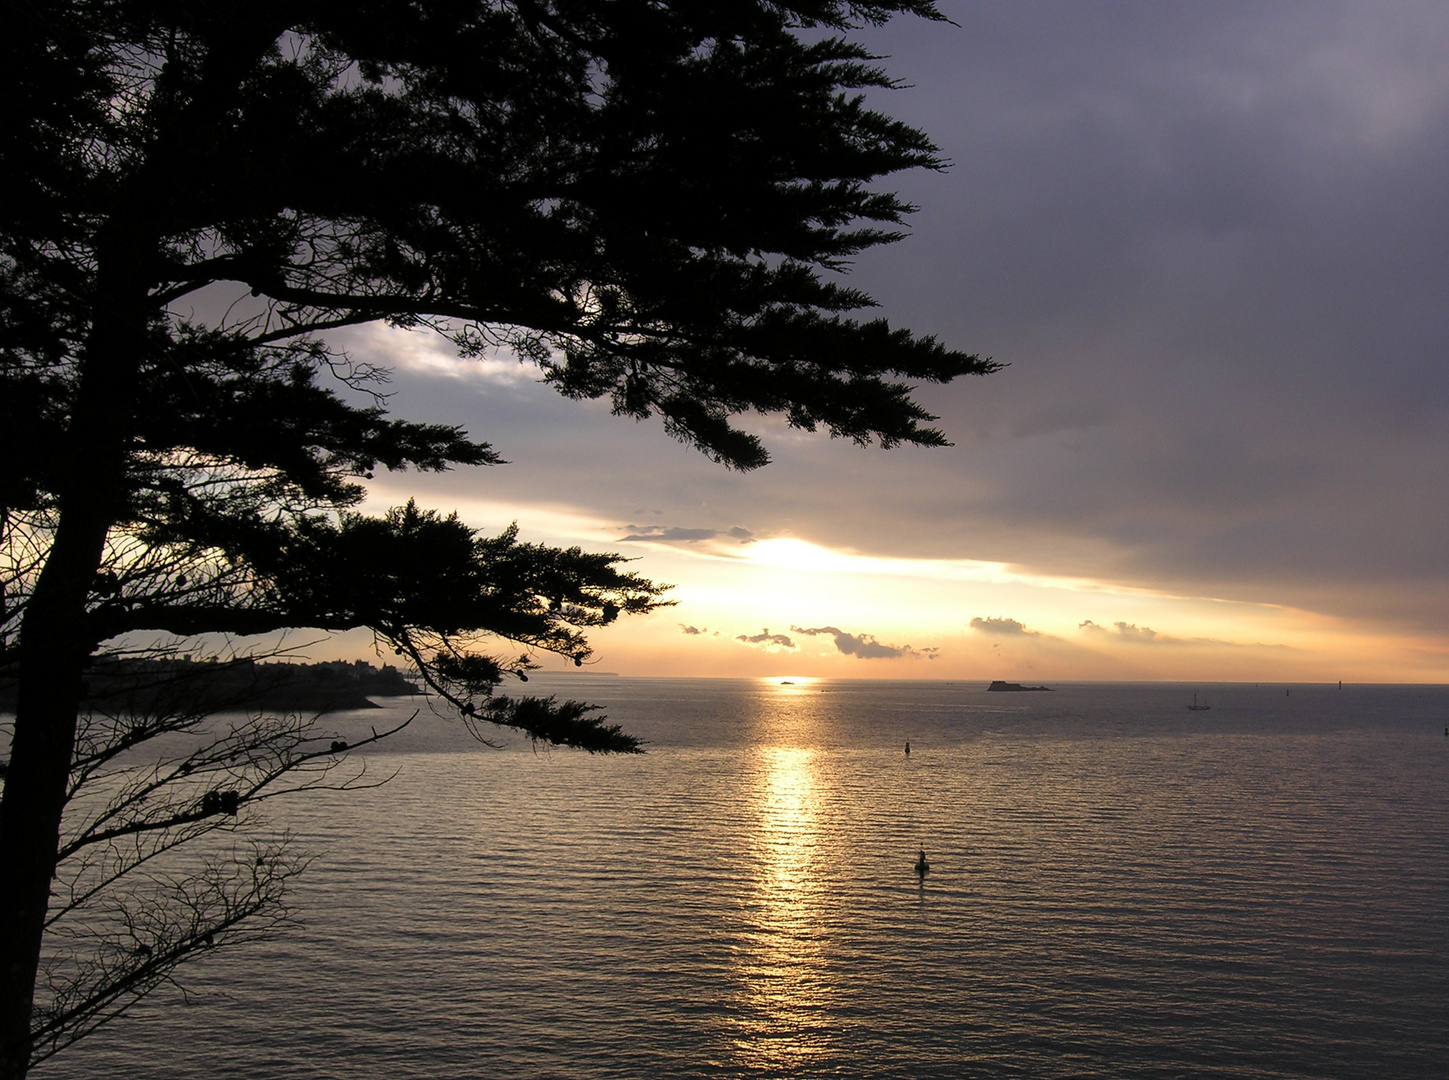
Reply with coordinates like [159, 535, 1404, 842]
[43, 679, 1449, 1078]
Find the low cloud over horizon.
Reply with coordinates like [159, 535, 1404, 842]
[1079, 619, 1288, 654]
[970, 617, 1041, 638]
[736, 628, 795, 649]
[1080, 620, 1165, 644]
[791, 625, 938, 660]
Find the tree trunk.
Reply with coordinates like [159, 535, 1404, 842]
[0, 244, 147, 1079]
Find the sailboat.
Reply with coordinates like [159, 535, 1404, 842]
[1187, 690, 1211, 712]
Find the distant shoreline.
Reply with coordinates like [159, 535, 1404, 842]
[0, 658, 420, 715]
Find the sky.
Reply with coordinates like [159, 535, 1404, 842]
[330, 1, 1449, 683]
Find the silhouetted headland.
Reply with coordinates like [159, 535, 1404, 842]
[0, 657, 419, 714]
[986, 680, 1054, 692]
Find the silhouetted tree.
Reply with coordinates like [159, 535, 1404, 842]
[0, 1, 996, 1074]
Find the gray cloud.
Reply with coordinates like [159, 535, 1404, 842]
[1078, 619, 1287, 652]
[619, 525, 754, 544]
[970, 616, 1040, 638]
[736, 628, 795, 649]
[679, 624, 708, 636]
[1080, 620, 1159, 643]
[791, 625, 937, 660]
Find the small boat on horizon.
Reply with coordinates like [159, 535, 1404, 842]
[1187, 691, 1211, 712]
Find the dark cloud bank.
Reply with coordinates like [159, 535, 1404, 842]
[364, 2, 1449, 640]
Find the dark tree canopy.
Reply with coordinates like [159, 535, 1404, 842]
[0, 2, 995, 1075]
[3, 0, 993, 474]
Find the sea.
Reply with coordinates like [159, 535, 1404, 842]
[38, 678, 1449, 1079]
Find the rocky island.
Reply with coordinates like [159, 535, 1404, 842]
[986, 680, 1054, 692]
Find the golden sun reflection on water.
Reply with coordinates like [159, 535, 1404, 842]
[729, 744, 835, 1070]
[759, 746, 818, 894]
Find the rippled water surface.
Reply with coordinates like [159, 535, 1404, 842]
[44, 679, 1449, 1078]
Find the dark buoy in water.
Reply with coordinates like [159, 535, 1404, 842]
[905, 740, 911, 757]
[914, 847, 929, 880]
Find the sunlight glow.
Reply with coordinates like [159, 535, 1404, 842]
[332, 487, 1449, 682]
[740, 536, 1175, 599]
[764, 676, 819, 690]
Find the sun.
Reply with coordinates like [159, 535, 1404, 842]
[763, 675, 820, 689]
